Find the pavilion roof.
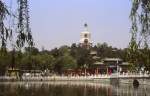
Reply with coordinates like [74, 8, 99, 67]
[103, 58, 122, 62]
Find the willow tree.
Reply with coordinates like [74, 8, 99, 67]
[0, 0, 33, 50]
[0, 1, 10, 51]
[0, 0, 33, 72]
[129, 0, 150, 71]
[17, 0, 33, 48]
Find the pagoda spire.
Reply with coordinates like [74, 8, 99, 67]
[84, 23, 88, 31]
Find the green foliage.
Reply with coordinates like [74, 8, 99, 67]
[0, 43, 138, 75]
[76, 48, 91, 68]
[94, 43, 127, 61]
[20, 49, 55, 71]
[16, 0, 34, 48]
[0, 0, 33, 49]
[0, 1, 10, 49]
[24, 47, 39, 55]
[129, 0, 150, 71]
[130, 0, 150, 43]
[0, 51, 11, 75]
[63, 55, 77, 69]
[35, 53, 55, 70]
[53, 46, 77, 74]
[139, 48, 150, 71]
[54, 55, 77, 74]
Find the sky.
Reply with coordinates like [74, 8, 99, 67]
[6, 0, 132, 50]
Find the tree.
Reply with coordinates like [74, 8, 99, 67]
[129, 0, 150, 71]
[70, 43, 78, 58]
[63, 55, 77, 70]
[76, 47, 91, 68]
[130, 0, 150, 47]
[35, 53, 55, 70]
[53, 45, 77, 74]
[0, 0, 33, 50]
[24, 47, 39, 55]
[50, 48, 59, 58]
[54, 55, 77, 74]
[16, 0, 33, 48]
[0, 1, 10, 50]
[0, 50, 11, 75]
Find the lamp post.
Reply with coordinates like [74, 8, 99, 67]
[117, 60, 119, 78]
[84, 64, 87, 77]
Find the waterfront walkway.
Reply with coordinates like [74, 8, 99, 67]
[0, 73, 149, 81]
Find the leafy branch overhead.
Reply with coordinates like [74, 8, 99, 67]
[0, 1, 10, 49]
[17, 0, 33, 48]
[0, 0, 33, 50]
[130, 0, 150, 47]
[129, 0, 150, 70]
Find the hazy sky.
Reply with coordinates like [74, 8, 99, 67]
[6, 0, 132, 50]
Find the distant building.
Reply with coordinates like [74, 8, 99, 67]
[80, 23, 92, 49]
[92, 58, 130, 74]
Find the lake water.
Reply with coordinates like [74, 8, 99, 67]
[0, 81, 149, 96]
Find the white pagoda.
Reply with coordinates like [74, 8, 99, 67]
[80, 23, 92, 49]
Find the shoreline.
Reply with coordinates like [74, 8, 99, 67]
[0, 75, 150, 85]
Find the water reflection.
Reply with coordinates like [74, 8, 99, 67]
[0, 81, 149, 96]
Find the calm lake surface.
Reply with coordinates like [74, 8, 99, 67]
[0, 81, 149, 96]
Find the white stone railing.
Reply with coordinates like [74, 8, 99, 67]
[0, 73, 149, 81]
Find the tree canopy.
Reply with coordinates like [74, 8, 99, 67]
[0, 1, 10, 50]
[0, 0, 33, 50]
[129, 0, 150, 71]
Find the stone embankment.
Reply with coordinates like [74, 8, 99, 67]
[0, 74, 149, 84]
